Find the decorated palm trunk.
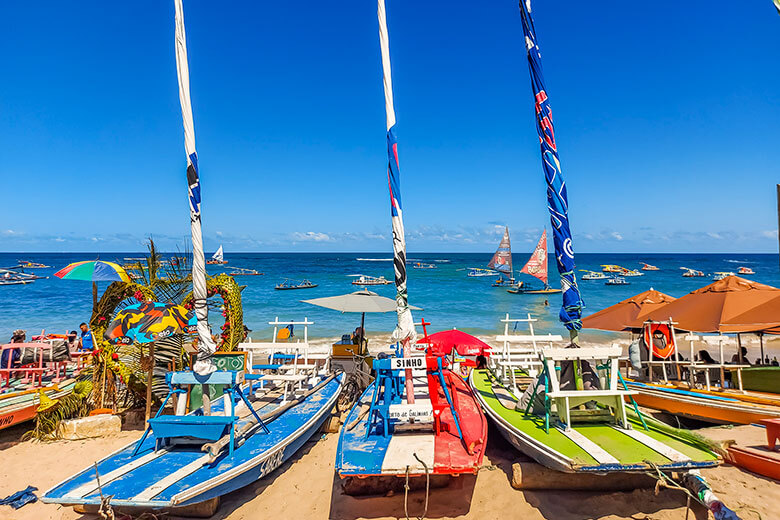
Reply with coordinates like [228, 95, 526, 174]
[517, 0, 583, 340]
[174, 0, 216, 374]
[378, 0, 416, 401]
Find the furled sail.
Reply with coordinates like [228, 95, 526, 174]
[377, 0, 416, 349]
[487, 226, 512, 276]
[174, 0, 216, 374]
[520, 230, 548, 285]
[518, 1, 583, 333]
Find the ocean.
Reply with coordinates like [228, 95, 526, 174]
[1, 252, 778, 345]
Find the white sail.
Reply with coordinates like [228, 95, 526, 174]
[212, 245, 224, 262]
[175, 0, 216, 375]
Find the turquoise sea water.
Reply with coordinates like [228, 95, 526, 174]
[1, 252, 778, 343]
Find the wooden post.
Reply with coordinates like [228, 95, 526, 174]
[145, 341, 155, 422]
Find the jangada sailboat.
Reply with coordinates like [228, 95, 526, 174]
[507, 230, 561, 294]
[471, 1, 720, 480]
[206, 244, 227, 265]
[335, 0, 487, 494]
[43, 1, 342, 512]
[489, 227, 517, 287]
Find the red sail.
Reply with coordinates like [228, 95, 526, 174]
[487, 227, 512, 276]
[521, 230, 548, 284]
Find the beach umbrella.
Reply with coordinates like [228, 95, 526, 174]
[582, 288, 677, 332]
[104, 301, 195, 421]
[302, 289, 421, 344]
[54, 260, 132, 311]
[644, 276, 780, 333]
[417, 329, 491, 356]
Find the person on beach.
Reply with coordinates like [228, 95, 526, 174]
[731, 347, 749, 365]
[66, 331, 79, 353]
[78, 322, 94, 351]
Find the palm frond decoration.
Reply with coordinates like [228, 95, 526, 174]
[24, 380, 94, 441]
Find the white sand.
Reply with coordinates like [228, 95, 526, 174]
[0, 423, 776, 520]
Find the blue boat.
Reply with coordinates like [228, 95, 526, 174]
[42, 369, 343, 509]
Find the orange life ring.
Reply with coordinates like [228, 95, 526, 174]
[643, 323, 676, 360]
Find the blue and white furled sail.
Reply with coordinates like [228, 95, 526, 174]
[174, 0, 216, 374]
[517, 0, 583, 333]
[377, 0, 416, 349]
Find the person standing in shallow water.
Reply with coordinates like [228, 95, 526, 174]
[79, 322, 94, 351]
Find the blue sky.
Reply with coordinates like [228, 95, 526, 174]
[1, 1, 779, 254]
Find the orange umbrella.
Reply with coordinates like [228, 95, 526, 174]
[582, 288, 676, 332]
[644, 276, 780, 333]
[719, 294, 780, 333]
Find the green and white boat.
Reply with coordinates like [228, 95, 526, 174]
[470, 330, 720, 473]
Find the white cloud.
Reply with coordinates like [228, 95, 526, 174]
[291, 231, 332, 242]
[54, 237, 65, 242]
[610, 231, 623, 241]
[2, 229, 19, 236]
[761, 230, 778, 239]
[706, 232, 723, 240]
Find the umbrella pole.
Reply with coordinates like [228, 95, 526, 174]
[737, 334, 743, 364]
[145, 341, 156, 422]
[360, 312, 365, 353]
[92, 282, 98, 314]
[760, 333, 765, 364]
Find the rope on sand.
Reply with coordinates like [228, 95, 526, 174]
[404, 453, 430, 520]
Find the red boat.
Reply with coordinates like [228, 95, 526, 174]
[725, 419, 780, 480]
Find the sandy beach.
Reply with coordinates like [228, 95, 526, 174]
[1, 418, 775, 520]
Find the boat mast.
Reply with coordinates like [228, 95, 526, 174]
[377, 0, 417, 401]
[174, 0, 216, 374]
[517, 1, 584, 343]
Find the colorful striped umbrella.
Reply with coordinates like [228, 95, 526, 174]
[104, 301, 196, 344]
[54, 260, 131, 282]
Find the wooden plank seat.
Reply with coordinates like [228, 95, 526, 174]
[148, 414, 238, 442]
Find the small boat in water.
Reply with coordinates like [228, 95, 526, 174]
[601, 264, 625, 273]
[275, 278, 318, 290]
[605, 276, 629, 285]
[206, 245, 227, 265]
[466, 267, 495, 277]
[620, 269, 644, 277]
[228, 267, 264, 276]
[0, 269, 46, 285]
[580, 270, 606, 280]
[712, 271, 735, 281]
[350, 274, 392, 286]
[412, 262, 436, 269]
[681, 267, 705, 277]
[737, 266, 755, 275]
[507, 230, 561, 294]
[641, 263, 660, 271]
[16, 260, 51, 269]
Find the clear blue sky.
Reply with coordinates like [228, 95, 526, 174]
[1, 1, 779, 254]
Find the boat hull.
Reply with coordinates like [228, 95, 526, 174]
[470, 370, 719, 473]
[0, 379, 78, 430]
[336, 368, 487, 478]
[742, 367, 780, 394]
[626, 381, 780, 425]
[42, 374, 343, 509]
[726, 446, 780, 481]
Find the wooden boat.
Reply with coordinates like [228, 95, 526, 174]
[681, 267, 705, 277]
[724, 419, 780, 480]
[713, 271, 736, 281]
[737, 266, 755, 275]
[641, 263, 660, 271]
[0, 378, 78, 430]
[491, 277, 516, 287]
[206, 245, 227, 265]
[742, 366, 780, 394]
[336, 347, 487, 482]
[605, 276, 629, 286]
[620, 269, 644, 277]
[17, 260, 51, 269]
[580, 270, 606, 280]
[350, 275, 391, 286]
[275, 279, 318, 290]
[601, 264, 625, 273]
[471, 345, 719, 473]
[412, 262, 436, 269]
[625, 380, 780, 425]
[43, 368, 343, 509]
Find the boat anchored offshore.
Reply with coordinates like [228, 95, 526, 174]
[228, 267, 264, 276]
[16, 260, 51, 269]
[641, 263, 660, 271]
[737, 266, 755, 275]
[601, 264, 625, 273]
[507, 230, 561, 295]
[470, 314, 720, 473]
[350, 274, 392, 286]
[621, 269, 644, 277]
[275, 278, 318, 290]
[413, 262, 436, 269]
[206, 245, 227, 265]
[466, 267, 495, 277]
[713, 271, 735, 281]
[681, 267, 705, 277]
[579, 270, 606, 280]
[605, 276, 629, 286]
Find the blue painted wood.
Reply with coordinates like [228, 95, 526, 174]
[148, 415, 237, 441]
[41, 373, 343, 508]
[335, 382, 393, 477]
[168, 370, 238, 386]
